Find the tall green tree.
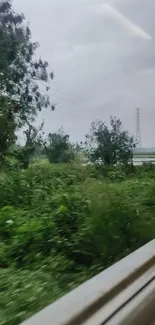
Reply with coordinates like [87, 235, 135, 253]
[86, 117, 136, 166]
[0, 0, 54, 158]
[13, 122, 44, 169]
[0, 96, 17, 162]
[45, 128, 74, 163]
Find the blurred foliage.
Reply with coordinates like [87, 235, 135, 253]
[0, 162, 155, 325]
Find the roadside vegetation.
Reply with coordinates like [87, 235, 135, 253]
[1, 161, 155, 325]
[0, 2, 155, 325]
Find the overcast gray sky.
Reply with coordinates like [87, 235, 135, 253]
[13, 0, 155, 146]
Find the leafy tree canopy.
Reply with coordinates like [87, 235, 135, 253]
[45, 128, 74, 164]
[12, 122, 44, 169]
[0, 0, 54, 158]
[0, 0, 54, 123]
[86, 117, 136, 166]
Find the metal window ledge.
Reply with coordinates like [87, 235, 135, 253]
[21, 240, 155, 325]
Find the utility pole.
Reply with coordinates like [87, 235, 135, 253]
[136, 108, 141, 149]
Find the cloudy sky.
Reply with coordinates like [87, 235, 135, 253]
[13, 0, 155, 146]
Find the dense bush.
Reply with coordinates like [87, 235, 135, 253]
[0, 162, 155, 325]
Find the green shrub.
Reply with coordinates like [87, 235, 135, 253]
[1, 162, 155, 325]
[71, 180, 148, 268]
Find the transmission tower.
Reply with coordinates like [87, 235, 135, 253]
[136, 108, 141, 148]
